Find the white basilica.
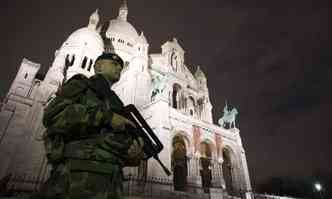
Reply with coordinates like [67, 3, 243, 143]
[0, 1, 252, 198]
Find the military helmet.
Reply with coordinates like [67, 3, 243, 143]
[95, 52, 124, 67]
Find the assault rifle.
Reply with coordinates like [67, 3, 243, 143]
[121, 104, 171, 176]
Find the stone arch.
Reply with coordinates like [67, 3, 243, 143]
[199, 141, 212, 158]
[171, 51, 178, 71]
[171, 132, 191, 152]
[187, 96, 195, 116]
[199, 137, 217, 159]
[171, 133, 189, 191]
[222, 146, 238, 196]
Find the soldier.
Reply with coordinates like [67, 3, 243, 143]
[35, 53, 145, 199]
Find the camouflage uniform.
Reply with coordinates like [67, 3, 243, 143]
[35, 73, 141, 199]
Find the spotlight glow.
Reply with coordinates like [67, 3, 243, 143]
[314, 183, 322, 191]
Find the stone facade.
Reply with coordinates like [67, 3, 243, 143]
[0, 1, 252, 198]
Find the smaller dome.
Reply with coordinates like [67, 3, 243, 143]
[135, 32, 147, 44]
[195, 66, 206, 79]
[64, 27, 104, 51]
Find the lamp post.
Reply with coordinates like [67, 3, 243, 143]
[314, 183, 323, 199]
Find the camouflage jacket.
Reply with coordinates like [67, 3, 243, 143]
[43, 74, 138, 173]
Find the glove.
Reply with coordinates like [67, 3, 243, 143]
[125, 137, 145, 166]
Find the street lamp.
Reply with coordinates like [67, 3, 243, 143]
[314, 183, 323, 199]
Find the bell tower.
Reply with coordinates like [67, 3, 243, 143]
[7, 58, 40, 98]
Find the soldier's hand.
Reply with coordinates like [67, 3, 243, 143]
[111, 113, 136, 130]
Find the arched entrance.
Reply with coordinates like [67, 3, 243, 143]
[222, 148, 235, 195]
[200, 142, 212, 193]
[171, 135, 188, 191]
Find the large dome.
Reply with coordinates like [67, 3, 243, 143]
[64, 27, 104, 50]
[105, 19, 139, 41]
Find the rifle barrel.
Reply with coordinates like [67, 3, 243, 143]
[154, 155, 171, 176]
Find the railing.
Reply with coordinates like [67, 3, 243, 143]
[123, 175, 211, 199]
[252, 193, 302, 199]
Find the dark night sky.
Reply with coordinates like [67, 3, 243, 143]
[1, 0, 331, 189]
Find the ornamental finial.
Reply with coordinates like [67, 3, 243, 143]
[118, 0, 128, 21]
[88, 9, 99, 29]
